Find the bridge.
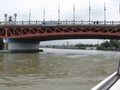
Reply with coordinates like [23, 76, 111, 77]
[1, 20, 120, 52]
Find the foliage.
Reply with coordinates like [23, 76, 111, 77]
[0, 39, 3, 50]
[75, 43, 97, 49]
[99, 40, 120, 50]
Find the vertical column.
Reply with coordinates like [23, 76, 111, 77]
[89, 2, 91, 24]
[7, 39, 41, 52]
[43, 6, 46, 24]
[3, 39, 8, 50]
[73, 3, 75, 25]
[104, 2, 106, 25]
[29, 9, 31, 24]
[58, 5, 60, 24]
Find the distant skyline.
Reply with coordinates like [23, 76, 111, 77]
[0, 0, 119, 45]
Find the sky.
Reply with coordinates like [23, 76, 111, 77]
[0, 0, 120, 45]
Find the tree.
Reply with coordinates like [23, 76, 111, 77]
[0, 39, 3, 50]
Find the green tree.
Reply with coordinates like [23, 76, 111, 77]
[0, 39, 3, 50]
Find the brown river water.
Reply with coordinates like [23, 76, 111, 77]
[0, 48, 119, 90]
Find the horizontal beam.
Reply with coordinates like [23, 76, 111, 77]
[0, 25, 120, 40]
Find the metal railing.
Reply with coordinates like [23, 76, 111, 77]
[0, 20, 120, 26]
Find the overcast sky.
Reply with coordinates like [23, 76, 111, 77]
[0, 0, 119, 45]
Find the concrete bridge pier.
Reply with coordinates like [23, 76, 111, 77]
[4, 39, 42, 53]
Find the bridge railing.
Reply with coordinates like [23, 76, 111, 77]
[0, 20, 120, 26]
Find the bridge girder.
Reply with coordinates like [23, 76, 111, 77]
[0, 25, 120, 41]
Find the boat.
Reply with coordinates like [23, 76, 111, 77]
[91, 61, 120, 90]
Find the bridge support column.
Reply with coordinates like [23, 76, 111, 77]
[6, 39, 42, 53]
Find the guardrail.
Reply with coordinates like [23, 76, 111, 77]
[91, 61, 120, 90]
[0, 20, 120, 26]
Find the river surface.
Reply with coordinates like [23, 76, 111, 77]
[0, 48, 120, 90]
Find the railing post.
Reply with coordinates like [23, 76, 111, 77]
[104, 21, 106, 25]
[22, 21, 23, 25]
[81, 20, 83, 24]
[66, 20, 67, 25]
[36, 20, 37, 24]
[29, 20, 30, 25]
[112, 21, 113, 25]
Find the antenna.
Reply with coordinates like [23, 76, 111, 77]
[73, 3, 75, 24]
[89, 2, 91, 24]
[104, 2, 106, 25]
[58, 5, 60, 24]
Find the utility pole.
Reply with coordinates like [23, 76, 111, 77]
[89, 2, 91, 24]
[104, 2, 106, 25]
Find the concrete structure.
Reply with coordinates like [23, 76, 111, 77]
[6, 39, 40, 52]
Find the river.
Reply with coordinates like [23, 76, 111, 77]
[0, 48, 119, 90]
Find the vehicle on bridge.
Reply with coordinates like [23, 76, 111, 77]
[42, 21, 58, 26]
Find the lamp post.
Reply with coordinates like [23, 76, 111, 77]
[29, 9, 31, 24]
[119, 4, 120, 23]
[58, 5, 60, 24]
[43, 6, 46, 24]
[89, 2, 91, 24]
[14, 13, 17, 24]
[73, 3, 75, 25]
[104, 2, 106, 25]
[4, 14, 7, 24]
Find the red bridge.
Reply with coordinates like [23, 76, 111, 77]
[0, 21, 120, 41]
[1, 20, 120, 52]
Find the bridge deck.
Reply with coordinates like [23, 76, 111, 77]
[0, 20, 120, 26]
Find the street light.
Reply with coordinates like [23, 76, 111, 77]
[73, 3, 75, 25]
[89, 2, 91, 24]
[104, 2, 106, 25]
[43, 6, 46, 24]
[4, 14, 7, 24]
[14, 13, 17, 24]
[119, 3, 120, 21]
[58, 5, 60, 24]
[29, 9, 31, 24]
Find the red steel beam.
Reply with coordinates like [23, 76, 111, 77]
[0, 25, 120, 40]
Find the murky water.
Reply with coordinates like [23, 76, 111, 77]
[0, 48, 119, 90]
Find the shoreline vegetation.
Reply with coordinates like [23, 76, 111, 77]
[40, 40, 120, 51]
[0, 39, 3, 50]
